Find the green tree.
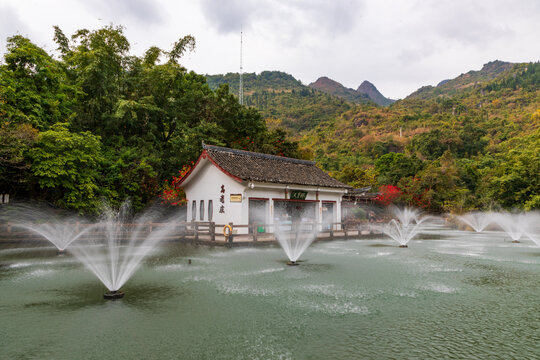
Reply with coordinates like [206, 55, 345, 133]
[457, 118, 488, 157]
[375, 152, 423, 185]
[407, 128, 460, 160]
[417, 151, 470, 213]
[333, 164, 376, 188]
[484, 131, 540, 209]
[0, 122, 38, 194]
[28, 123, 102, 211]
[0, 35, 75, 129]
[54, 25, 131, 133]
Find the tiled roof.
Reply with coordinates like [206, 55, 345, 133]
[202, 144, 352, 189]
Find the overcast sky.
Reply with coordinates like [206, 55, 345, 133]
[1, 0, 539, 99]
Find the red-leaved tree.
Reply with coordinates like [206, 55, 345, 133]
[375, 185, 402, 206]
[160, 163, 192, 206]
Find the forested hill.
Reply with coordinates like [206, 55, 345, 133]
[406, 60, 514, 100]
[300, 60, 540, 213]
[206, 71, 304, 94]
[206, 71, 358, 132]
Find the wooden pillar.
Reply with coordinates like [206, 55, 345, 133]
[7, 222, 11, 234]
[148, 221, 153, 233]
[210, 222, 215, 241]
[194, 221, 199, 241]
[252, 222, 258, 242]
[329, 223, 334, 239]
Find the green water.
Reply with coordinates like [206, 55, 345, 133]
[1, 228, 540, 359]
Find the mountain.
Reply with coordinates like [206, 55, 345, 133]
[356, 80, 395, 106]
[205, 71, 359, 132]
[406, 60, 514, 100]
[309, 77, 394, 106]
[308, 77, 371, 104]
[208, 61, 540, 212]
[299, 60, 540, 212]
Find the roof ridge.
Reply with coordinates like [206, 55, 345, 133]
[202, 143, 316, 165]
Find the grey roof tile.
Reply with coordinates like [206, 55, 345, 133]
[202, 144, 352, 189]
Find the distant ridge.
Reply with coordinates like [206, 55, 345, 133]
[204, 71, 356, 132]
[406, 60, 515, 100]
[309, 77, 394, 106]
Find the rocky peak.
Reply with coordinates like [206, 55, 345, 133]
[310, 77, 348, 92]
[357, 80, 395, 106]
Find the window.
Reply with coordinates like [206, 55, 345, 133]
[208, 200, 213, 221]
[200, 200, 205, 221]
[191, 201, 196, 221]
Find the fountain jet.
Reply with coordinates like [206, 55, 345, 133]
[456, 212, 494, 232]
[2, 204, 91, 252]
[275, 217, 319, 265]
[68, 200, 180, 298]
[496, 211, 540, 244]
[380, 206, 429, 247]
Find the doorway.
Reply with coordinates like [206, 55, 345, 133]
[249, 199, 267, 233]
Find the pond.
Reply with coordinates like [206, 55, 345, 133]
[1, 228, 540, 359]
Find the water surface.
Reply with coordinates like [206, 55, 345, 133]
[1, 230, 540, 359]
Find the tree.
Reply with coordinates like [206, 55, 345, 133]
[0, 122, 38, 194]
[484, 131, 540, 209]
[397, 176, 431, 208]
[1, 25, 301, 213]
[54, 25, 131, 133]
[407, 129, 460, 160]
[457, 118, 488, 157]
[28, 123, 102, 211]
[0, 35, 75, 129]
[333, 164, 376, 188]
[417, 150, 469, 213]
[375, 185, 402, 206]
[374, 152, 422, 185]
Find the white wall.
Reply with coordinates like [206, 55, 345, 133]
[183, 159, 245, 228]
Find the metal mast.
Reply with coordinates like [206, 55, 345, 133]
[239, 27, 243, 105]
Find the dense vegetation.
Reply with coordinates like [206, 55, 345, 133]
[302, 62, 540, 213]
[206, 72, 357, 132]
[206, 62, 540, 213]
[1, 25, 538, 215]
[0, 26, 300, 212]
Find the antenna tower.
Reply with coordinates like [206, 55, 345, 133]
[239, 27, 243, 105]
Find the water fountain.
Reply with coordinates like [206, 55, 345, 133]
[68, 200, 180, 299]
[380, 206, 430, 247]
[496, 211, 540, 245]
[495, 212, 528, 243]
[456, 211, 494, 232]
[16, 219, 92, 255]
[0, 204, 91, 254]
[274, 219, 319, 265]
